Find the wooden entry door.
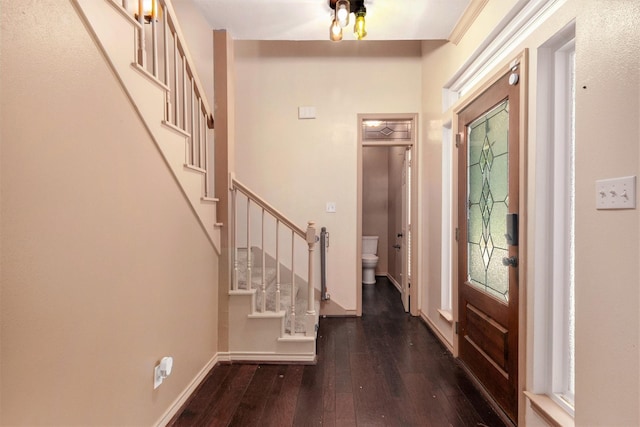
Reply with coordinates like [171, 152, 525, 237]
[457, 65, 521, 423]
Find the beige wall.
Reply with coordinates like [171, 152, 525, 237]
[419, 0, 640, 425]
[172, 0, 214, 107]
[363, 147, 389, 275]
[573, 1, 639, 424]
[233, 41, 422, 310]
[0, 1, 219, 424]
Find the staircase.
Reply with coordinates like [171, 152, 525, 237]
[74, 0, 318, 363]
[74, 0, 221, 250]
[228, 179, 319, 363]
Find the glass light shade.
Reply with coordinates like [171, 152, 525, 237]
[330, 19, 343, 41]
[143, 0, 154, 16]
[139, 0, 161, 21]
[353, 12, 367, 40]
[336, 0, 350, 27]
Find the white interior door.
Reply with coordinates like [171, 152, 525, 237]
[400, 147, 411, 312]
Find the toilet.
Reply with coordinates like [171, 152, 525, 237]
[362, 236, 379, 285]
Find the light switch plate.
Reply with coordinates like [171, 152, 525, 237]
[596, 176, 636, 210]
[298, 106, 316, 119]
[326, 202, 336, 213]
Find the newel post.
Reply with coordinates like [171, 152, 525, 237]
[306, 221, 317, 315]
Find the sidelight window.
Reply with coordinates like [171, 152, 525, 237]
[532, 23, 576, 417]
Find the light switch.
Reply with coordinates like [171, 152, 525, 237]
[326, 202, 336, 213]
[298, 106, 316, 119]
[596, 176, 636, 210]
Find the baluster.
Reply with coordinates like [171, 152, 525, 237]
[199, 101, 205, 169]
[162, 2, 171, 121]
[182, 58, 187, 130]
[204, 111, 210, 197]
[306, 221, 317, 315]
[136, 0, 145, 67]
[275, 220, 281, 311]
[261, 209, 266, 312]
[151, 0, 158, 77]
[190, 78, 196, 165]
[182, 59, 188, 160]
[232, 188, 238, 290]
[246, 198, 252, 299]
[122, 0, 128, 9]
[173, 36, 179, 126]
[290, 230, 296, 335]
[196, 100, 202, 168]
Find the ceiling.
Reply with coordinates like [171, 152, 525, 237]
[189, 0, 473, 41]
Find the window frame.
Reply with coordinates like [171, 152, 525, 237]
[532, 22, 576, 417]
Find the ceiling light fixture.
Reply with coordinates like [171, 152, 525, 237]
[329, 0, 367, 42]
[353, 5, 367, 40]
[330, 18, 343, 41]
[335, 0, 350, 27]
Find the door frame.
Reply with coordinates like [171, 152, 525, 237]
[356, 113, 419, 316]
[452, 51, 528, 424]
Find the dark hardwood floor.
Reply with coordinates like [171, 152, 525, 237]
[169, 277, 508, 427]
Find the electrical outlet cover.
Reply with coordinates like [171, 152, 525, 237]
[154, 365, 163, 389]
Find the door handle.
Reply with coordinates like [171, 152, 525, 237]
[502, 256, 518, 267]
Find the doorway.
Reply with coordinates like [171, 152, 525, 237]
[456, 62, 524, 423]
[357, 114, 417, 316]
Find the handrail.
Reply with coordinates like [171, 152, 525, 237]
[231, 178, 306, 238]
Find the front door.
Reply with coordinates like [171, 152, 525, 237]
[457, 65, 521, 423]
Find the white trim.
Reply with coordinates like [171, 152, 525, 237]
[387, 273, 402, 293]
[161, 120, 191, 138]
[441, 122, 453, 312]
[154, 353, 221, 427]
[228, 352, 316, 363]
[443, 0, 567, 111]
[524, 392, 575, 427]
[201, 196, 220, 203]
[531, 20, 576, 418]
[131, 62, 170, 91]
[184, 164, 206, 174]
[277, 335, 316, 343]
[106, 0, 143, 29]
[419, 311, 454, 353]
[437, 308, 453, 323]
[447, 0, 490, 45]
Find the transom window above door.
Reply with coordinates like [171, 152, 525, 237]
[362, 120, 412, 141]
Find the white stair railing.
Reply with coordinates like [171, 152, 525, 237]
[231, 178, 317, 336]
[109, 0, 214, 197]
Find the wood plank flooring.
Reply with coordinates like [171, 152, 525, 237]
[169, 277, 508, 426]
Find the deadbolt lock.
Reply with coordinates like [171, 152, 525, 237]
[502, 256, 518, 267]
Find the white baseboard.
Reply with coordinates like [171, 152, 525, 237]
[386, 274, 402, 293]
[229, 351, 316, 364]
[154, 352, 225, 427]
[419, 311, 454, 354]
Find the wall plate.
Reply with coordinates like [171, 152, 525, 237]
[596, 176, 636, 210]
